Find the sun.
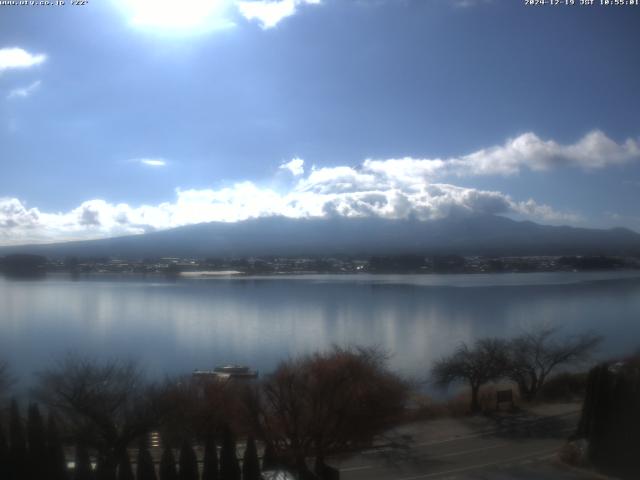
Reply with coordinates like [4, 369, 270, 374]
[117, 0, 235, 32]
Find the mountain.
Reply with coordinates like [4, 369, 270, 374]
[1, 215, 639, 259]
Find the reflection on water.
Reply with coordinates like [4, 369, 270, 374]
[1, 272, 640, 391]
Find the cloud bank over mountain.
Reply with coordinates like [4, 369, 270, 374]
[2, 130, 638, 246]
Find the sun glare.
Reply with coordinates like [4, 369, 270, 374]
[118, 0, 234, 32]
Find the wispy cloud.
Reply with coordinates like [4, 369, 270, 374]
[0, 47, 47, 72]
[237, 0, 321, 29]
[452, 0, 493, 8]
[279, 157, 305, 176]
[6, 80, 41, 100]
[135, 158, 167, 167]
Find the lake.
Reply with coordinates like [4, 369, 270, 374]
[2, 271, 640, 393]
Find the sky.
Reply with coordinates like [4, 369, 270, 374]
[1, 0, 640, 245]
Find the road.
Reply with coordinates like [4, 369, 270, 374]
[331, 406, 603, 479]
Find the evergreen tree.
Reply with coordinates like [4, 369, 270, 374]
[578, 359, 640, 476]
[159, 446, 178, 480]
[219, 426, 240, 480]
[178, 439, 198, 480]
[9, 399, 28, 480]
[241, 437, 260, 480]
[46, 413, 69, 480]
[201, 436, 219, 480]
[74, 444, 94, 480]
[27, 404, 47, 480]
[95, 455, 116, 480]
[117, 450, 134, 480]
[0, 423, 10, 480]
[136, 439, 157, 480]
[260, 443, 277, 471]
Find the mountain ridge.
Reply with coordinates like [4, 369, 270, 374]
[1, 215, 639, 259]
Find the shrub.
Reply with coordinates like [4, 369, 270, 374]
[538, 372, 587, 403]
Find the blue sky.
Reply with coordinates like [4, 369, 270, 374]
[1, 0, 639, 244]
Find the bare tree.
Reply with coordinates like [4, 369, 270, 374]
[245, 346, 409, 475]
[156, 372, 245, 445]
[431, 338, 509, 413]
[34, 355, 166, 475]
[506, 327, 601, 401]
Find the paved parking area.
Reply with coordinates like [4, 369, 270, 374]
[332, 404, 607, 480]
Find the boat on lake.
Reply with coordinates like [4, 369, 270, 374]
[193, 364, 258, 380]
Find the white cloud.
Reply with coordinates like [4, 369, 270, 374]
[0, 183, 576, 246]
[136, 158, 167, 167]
[0, 48, 47, 72]
[457, 130, 639, 173]
[452, 0, 493, 7]
[237, 0, 321, 29]
[0, 198, 40, 231]
[363, 130, 640, 180]
[115, 0, 325, 33]
[8, 130, 636, 245]
[512, 199, 582, 224]
[0, 182, 575, 246]
[279, 157, 305, 176]
[6, 80, 41, 100]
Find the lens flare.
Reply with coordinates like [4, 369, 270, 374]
[117, 0, 234, 32]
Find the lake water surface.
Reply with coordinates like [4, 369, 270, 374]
[2, 271, 640, 392]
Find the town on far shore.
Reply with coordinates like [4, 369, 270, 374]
[2, 252, 639, 277]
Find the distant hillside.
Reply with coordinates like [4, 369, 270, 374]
[1, 215, 639, 259]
